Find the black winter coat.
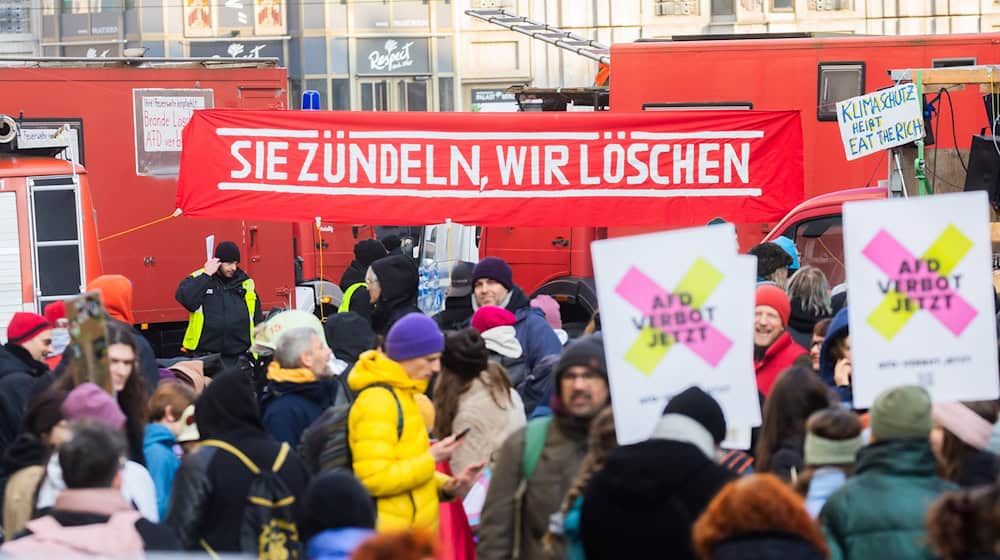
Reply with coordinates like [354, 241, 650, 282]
[164, 428, 311, 553]
[711, 532, 826, 560]
[369, 255, 420, 335]
[175, 268, 263, 356]
[580, 439, 734, 560]
[0, 344, 49, 453]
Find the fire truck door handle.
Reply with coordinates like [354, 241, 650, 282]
[249, 226, 258, 248]
[551, 237, 569, 247]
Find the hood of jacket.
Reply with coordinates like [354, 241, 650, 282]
[347, 350, 428, 394]
[196, 370, 266, 439]
[339, 260, 367, 292]
[370, 256, 419, 328]
[596, 439, 722, 505]
[143, 423, 176, 448]
[788, 298, 830, 335]
[1, 433, 46, 474]
[855, 438, 939, 478]
[306, 528, 374, 560]
[711, 532, 826, 560]
[819, 308, 849, 387]
[0, 342, 48, 378]
[482, 325, 523, 359]
[217, 266, 251, 289]
[324, 312, 377, 363]
[87, 274, 135, 324]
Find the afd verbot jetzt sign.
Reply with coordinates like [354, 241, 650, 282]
[844, 191, 1000, 408]
[592, 225, 761, 445]
[837, 83, 925, 161]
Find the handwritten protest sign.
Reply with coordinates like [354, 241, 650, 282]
[837, 83, 924, 161]
[592, 226, 760, 445]
[844, 191, 999, 408]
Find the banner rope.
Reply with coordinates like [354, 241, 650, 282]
[98, 209, 182, 242]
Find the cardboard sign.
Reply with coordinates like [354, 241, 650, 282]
[592, 226, 761, 445]
[837, 83, 924, 161]
[65, 291, 112, 394]
[844, 191, 999, 408]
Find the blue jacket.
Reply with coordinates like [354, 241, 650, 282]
[819, 308, 852, 405]
[306, 528, 374, 560]
[143, 423, 180, 520]
[507, 287, 563, 372]
[260, 368, 336, 447]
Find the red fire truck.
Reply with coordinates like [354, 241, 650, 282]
[472, 32, 1000, 329]
[0, 58, 378, 354]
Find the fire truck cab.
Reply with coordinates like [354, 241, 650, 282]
[0, 115, 101, 340]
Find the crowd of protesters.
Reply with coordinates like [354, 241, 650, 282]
[0, 234, 996, 560]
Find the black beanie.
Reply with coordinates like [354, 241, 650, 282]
[748, 242, 792, 279]
[354, 239, 388, 269]
[214, 241, 241, 264]
[441, 328, 489, 380]
[196, 369, 264, 438]
[297, 471, 376, 541]
[663, 386, 727, 444]
[554, 334, 608, 397]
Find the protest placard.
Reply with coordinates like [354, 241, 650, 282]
[592, 226, 760, 445]
[844, 191, 999, 408]
[837, 83, 924, 161]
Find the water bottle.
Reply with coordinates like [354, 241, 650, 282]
[430, 263, 442, 313]
[418, 266, 430, 313]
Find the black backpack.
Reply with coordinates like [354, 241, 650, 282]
[199, 439, 301, 559]
[298, 382, 402, 474]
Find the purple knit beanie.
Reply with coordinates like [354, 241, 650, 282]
[472, 257, 514, 290]
[385, 313, 444, 362]
[60, 383, 126, 430]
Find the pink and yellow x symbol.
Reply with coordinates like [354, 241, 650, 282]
[615, 259, 733, 376]
[862, 225, 977, 341]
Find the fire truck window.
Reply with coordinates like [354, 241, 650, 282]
[789, 216, 846, 287]
[33, 190, 79, 243]
[37, 246, 81, 297]
[817, 62, 864, 122]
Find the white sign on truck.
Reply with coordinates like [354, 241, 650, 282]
[837, 83, 924, 161]
[132, 89, 214, 176]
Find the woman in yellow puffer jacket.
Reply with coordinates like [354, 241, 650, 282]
[347, 313, 485, 532]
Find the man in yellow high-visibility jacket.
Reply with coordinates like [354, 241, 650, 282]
[175, 241, 263, 368]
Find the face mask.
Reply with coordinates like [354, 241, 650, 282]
[50, 328, 70, 356]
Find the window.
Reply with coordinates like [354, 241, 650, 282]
[655, 0, 699, 15]
[0, 0, 30, 33]
[711, 0, 735, 15]
[644, 101, 753, 111]
[809, 0, 851, 9]
[772, 0, 793, 10]
[781, 215, 845, 286]
[817, 62, 864, 121]
[933, 57, 976, 68]
[438, 77, 454, 111]
[332, 78, 350, 110]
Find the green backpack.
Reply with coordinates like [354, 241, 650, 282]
[512, 416, 552, 560]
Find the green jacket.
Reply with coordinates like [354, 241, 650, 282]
[820, 438, 957, 560]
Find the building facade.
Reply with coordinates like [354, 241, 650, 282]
[3, 0, 1000, 110]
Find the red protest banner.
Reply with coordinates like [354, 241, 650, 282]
[176, 109, 803, 227]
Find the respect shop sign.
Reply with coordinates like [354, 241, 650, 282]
[844, 191, 999, 408]
[592, 225, 761, 445]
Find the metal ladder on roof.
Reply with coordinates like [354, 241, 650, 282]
[465, 8, 610, 65]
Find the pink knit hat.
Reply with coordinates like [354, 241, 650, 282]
[471, 306, 516, 333]
[531, 295, 562, 331]
[60, 383, 126, 430]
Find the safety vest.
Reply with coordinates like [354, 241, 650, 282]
[337, 282, 366, 313]
[182, 269, 258, 352]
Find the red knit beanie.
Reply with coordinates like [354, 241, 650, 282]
[755, 285, 791, 327]
[7, 312, 51, 345]
[471, 305, 517, 333]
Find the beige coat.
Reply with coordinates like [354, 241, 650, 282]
[3, 465, 44, 538]
[449, 378, 526, 475]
